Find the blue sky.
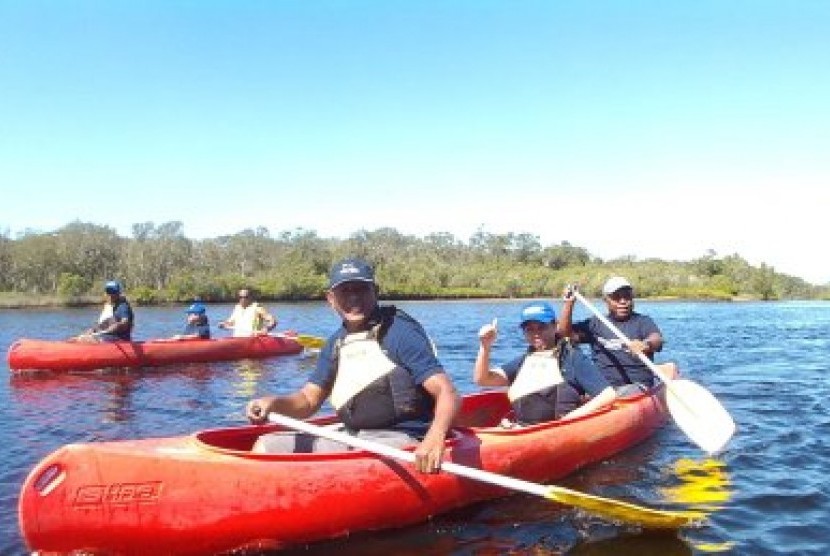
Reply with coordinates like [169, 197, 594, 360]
[1, 1, 828, 284]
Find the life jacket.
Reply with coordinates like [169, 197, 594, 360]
[231, 303, 263, 337]
[330, 306, 434, 432]
[95, 299, 134, 340]
[508, 339, 582, 424]
[98, 303, 114, 324]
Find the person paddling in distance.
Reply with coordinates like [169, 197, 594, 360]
[72, 280, 134, 343]
[570, 276, 679, 395]
[172, 302, 211, 340]
[474, 287, 616, 426]
[246, 257, 460, 474]
[218, 288, 277, 337]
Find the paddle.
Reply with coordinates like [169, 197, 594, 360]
[267, 412, 705, 529]
[572, 290, 736, 455]
[274, 332, 325, 349]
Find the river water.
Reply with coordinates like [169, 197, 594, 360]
[2, 299, 829, 555]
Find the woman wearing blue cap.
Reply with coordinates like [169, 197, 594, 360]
[473, 289, 616, 426]
[173, 302, 211, 340]
[72, 280, 134, 343]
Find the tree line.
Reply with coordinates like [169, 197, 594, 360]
[0, 220, 827, 307]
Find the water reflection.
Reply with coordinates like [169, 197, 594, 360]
[231, 359, 268, 398]
[6, 301, 829, 555]
[101, 374, 137, 424]
[661, 459, 733, 510]
[662, 458, 735, 553]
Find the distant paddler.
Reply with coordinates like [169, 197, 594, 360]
[218, 288, 277, 337]
[70, 280, 134, 343]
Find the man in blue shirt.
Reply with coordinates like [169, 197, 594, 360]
[74, 280, 134, 343]
[246, 257, 459, 474]
[571, 276, 678, 393]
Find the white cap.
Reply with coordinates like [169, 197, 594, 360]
[602, 276, 633, 296]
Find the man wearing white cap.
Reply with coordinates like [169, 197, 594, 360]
[571, 276, 678, 394]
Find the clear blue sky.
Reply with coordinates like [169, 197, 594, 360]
[1, 1, 828, 284]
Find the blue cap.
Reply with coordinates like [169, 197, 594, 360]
[519, 301, 556, 326]
[186, 303, 206, 314]
[328, 257, 376, 289]
[104, 280, 122, 294]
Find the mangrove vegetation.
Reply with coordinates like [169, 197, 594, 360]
[0, 221, 827, 308]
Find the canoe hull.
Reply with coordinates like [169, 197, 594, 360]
[7, 335, 304, 372]
[19, 390, 667, 554]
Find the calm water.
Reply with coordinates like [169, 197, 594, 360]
[2, 300, 829, 555]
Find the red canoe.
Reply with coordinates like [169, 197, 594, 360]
[19, 389, 669, 555]
[7, 334, 304, 372]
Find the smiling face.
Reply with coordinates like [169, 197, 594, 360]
[326, 280, 378, 331]
[237, 289, 252, 308]
[604, 287, 634, 320]
[520, 320, 558, 351]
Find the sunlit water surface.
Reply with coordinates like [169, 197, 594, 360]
[2, 300, 829, 555]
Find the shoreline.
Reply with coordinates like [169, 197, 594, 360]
[0, 292, 782, 310]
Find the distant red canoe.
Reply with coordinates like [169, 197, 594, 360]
[7, 334, 304, 372]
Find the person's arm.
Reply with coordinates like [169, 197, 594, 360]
[557, 285, 576, 339]
[569, 315, 591, 345]
[246, 382, 328, 424]
[218, 306, 238, 330]
[625, 316, 663, 357]
[561, 386, 616, 420]
[559, 343, 617, 420]
[257, 307, 278, 335]
[94, 305, 130, 336]
[415, 372, 460, 474]
[474, 320, 509, 387]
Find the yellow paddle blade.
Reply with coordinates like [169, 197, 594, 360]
[280, 334, 325, 349]
[545, 487, 707, 529]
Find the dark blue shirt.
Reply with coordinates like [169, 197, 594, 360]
[98, 298, 134, 342]
[310, 307, 444, 390]
[573, 312, 660, 387]
[182, 320, 211, 339]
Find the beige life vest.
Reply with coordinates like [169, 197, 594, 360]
[507, 350, 565, 402]
[330, 332, 400, 410]
[98, 303, 114, 324]
[231, 303, 262, 337]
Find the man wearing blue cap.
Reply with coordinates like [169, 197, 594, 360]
[173, 302, 211, 340]
[246, 257, 460, 474]
[74, 280, 134, 343]
[571, 276, 678, 394]
[474, 290, 616, 425]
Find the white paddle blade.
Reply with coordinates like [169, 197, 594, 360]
[665, 379, 736, 455]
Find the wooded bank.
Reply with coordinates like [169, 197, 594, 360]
[1, 221, 826, 308]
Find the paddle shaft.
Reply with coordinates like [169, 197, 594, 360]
[273, 333, 324, 349]
[572, 290, 736, 455]
[572, 291, 670, 382]
[267, 412, 703, 528]
[268, 412, 548, 496]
